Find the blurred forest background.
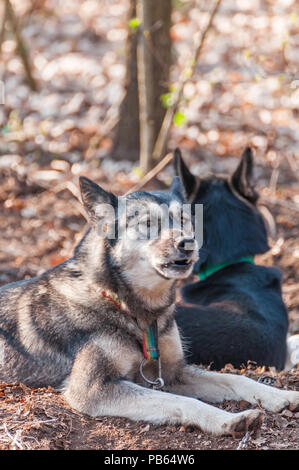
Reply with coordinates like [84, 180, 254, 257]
[0, 0, 298, 325]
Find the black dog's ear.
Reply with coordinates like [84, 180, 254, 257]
[231, 147, 259, 203]
[170, 175, 186, 202]
[79, 176, 117, 221]
[174, 148, 197, 200]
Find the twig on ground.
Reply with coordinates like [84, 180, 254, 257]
[269, 155, 282, 194]
[258, 204, 276, 239]
[285, 153, 299, 181]
[3, 423, 24, 450]
[261, 196, 299, 212]
[60, 183, 88, 221]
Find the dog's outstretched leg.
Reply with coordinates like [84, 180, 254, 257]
[168, 366, 299, 413]
[65, 379, 261, 437]
[63, 342, 261, 437]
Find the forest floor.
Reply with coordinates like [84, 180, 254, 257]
[0, 367, 298, 451]
[0, 167, 298, 450]
[0, 0, 298, 451]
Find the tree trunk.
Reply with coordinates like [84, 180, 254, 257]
[111, 0, 140, 162]
[111, 0, 171, 169]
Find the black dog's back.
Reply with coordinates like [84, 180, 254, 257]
[174, 148, 288, 370]
[176, 264, 288, 370]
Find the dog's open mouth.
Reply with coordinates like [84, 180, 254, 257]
[154, 257, 195, 279]
[162, 258, 193, 269]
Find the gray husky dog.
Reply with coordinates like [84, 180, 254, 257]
[0, 174, 298, 437]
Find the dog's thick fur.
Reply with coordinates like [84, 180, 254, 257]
[0, 174, 298, 436]
[175, 148, 289, 370]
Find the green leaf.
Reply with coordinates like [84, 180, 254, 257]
[132, 166, 144, 179]
[160, 92, 174, 109]
[254, 73, 261, 82]
[1, 124, 9, 134]
[173, 111, 187, 127]
[183, 66, 192, 78]
[128, 17, 141, 30]
[169, 84, 177, 93]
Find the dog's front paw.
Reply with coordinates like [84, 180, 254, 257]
[284, 390, 299, 412]
[221, 409, 262, 438]
[261, 389, 299, 413]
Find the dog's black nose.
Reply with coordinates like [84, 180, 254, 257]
[177, 238, 196, 253]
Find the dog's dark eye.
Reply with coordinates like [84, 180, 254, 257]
[146, 219, 151, 228]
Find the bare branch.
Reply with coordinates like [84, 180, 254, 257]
[126, 151, 173, 194]
[152, 0, 223, 162]
[5, 0, 38, 91]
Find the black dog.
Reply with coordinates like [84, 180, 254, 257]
[174, 147, 288, 370]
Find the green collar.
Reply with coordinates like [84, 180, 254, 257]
[198, 256, 254, 281]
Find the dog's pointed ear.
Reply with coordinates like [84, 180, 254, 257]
[79, 176, 117, 221]
[231, 147, 258, 203]
[170, 175, 186, 202]
[174, 148, 197, 200]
